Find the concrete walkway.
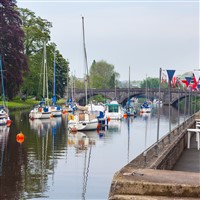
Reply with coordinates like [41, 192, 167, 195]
[173, 135, 200, 173]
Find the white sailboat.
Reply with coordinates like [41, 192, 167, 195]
[68, 16, 98, 131]
[29, 42, 52, 119]
[123, 66, 137, 117]
[140, 74, 152, 113]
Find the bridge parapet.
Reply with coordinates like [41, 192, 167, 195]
[71, 88, 200, 106]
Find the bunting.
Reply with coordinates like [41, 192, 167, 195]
[193, 70, 200, 83]
[171, 76, 181, 88]
[166, 70, 176, 84]
[171, 76, 177, 88]
[185, 76, 192, 85]
[181, 79, 189, 89]
[161, 71, 167, 84]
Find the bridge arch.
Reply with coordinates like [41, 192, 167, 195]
[72, 88, 200, 106]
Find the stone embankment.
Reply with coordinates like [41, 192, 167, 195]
[109, 112, 200, 199]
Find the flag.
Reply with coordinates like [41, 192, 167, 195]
[161, 71, 167, 84]
[191, 73, 197, 91]
[193, 70, 200, 83]
[171, 76, 177, 88]
[181, 79, 189, 90]
[185, 76, 192, 85]
[166, 70, 176, 85]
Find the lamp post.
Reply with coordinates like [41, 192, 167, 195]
[156, 68, 161, 155]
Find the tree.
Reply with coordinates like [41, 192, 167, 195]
[0, 0, 28, 99]
[90, 60, 119, 89]
[18, 8, 52, 56]
[18, 8, 69, 99]
[140, 77, 160, 88]
[21, 43, 69, 100]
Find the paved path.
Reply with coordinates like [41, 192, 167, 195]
[173, 135, 200, 173]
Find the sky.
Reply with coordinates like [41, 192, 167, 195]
[17, 0, 199, 81]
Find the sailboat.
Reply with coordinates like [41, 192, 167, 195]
[51, 50, 62, 117]
[68, 16, 99, 131]
[140, 74, 152, 113]
[29, 42, 52, 119]
[123, 66, 137, 117]
[0, 55, 11, 126]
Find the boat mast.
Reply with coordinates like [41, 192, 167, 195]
[82, 16, 88, 105]
[53, 48, 56, 104]
[0, 55, 6, 107]
[128, 66, 130, 102]
[43, 41, 49, 105]
[145, 74, 147, 101]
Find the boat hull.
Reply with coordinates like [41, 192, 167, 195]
[69, 119, 98, 131]
[0, 107, 10, 126]
[29, 106, 52, 119]
[51, 106, 62, 117]
[51, 110, 62, 117]
[105, 113, 122, 120]
[0, 117, 7, 125]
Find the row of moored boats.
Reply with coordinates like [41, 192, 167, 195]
[27, 99, 157, 132]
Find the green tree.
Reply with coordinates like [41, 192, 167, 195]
[21, 43, 69, 100]
[18, 8, 70, 99]
[90, 60, 119, 89]
[140, 77, 162, 88]
[0, 0, 28, 99]
[18, 8, 52, 56]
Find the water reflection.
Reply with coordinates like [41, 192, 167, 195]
[0, 125, 10, 176]
[67, 130, 96, 199]
[68, 132, 90, 152]
[25, 117, 63, 199]
[0, 105, 188, 199]
[107, 120, 121, 132]
[29, 118, 61, 136]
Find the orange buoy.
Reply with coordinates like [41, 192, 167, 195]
[123, 113, 128, 118]
[62, 110, 68, 114]
[97, 123, 101, 130]
[16, 132, 24, 144]
[6, 117, 11, 126]
[70, 127, 77, 133]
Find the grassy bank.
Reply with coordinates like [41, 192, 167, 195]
[0, 98, 66, 111]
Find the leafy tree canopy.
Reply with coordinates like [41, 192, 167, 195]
[0, 0, 28, 99]
[90, 60, 119, 89]
[140, 77, 160, 88]
[18, 8, 70, 100]
[18, 7, 52, 56]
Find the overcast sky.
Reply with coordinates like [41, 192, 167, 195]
[17, 0, 199, 81]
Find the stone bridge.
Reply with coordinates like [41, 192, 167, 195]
[71, 88, 200, 106]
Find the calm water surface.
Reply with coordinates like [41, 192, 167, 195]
[0, 105, 186, 199]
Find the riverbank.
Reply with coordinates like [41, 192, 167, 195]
[108, 112, 200, 199]
[1, 98, 66, 111]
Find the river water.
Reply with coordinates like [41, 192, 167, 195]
[0, 105, 187, 199]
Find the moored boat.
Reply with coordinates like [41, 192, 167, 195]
[29, 42, 52, 120]
[105, 100, 123, 120]
[29, 101, 52, 119]
[68, 111, 99, 131]
[140, 101, 152, 113]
